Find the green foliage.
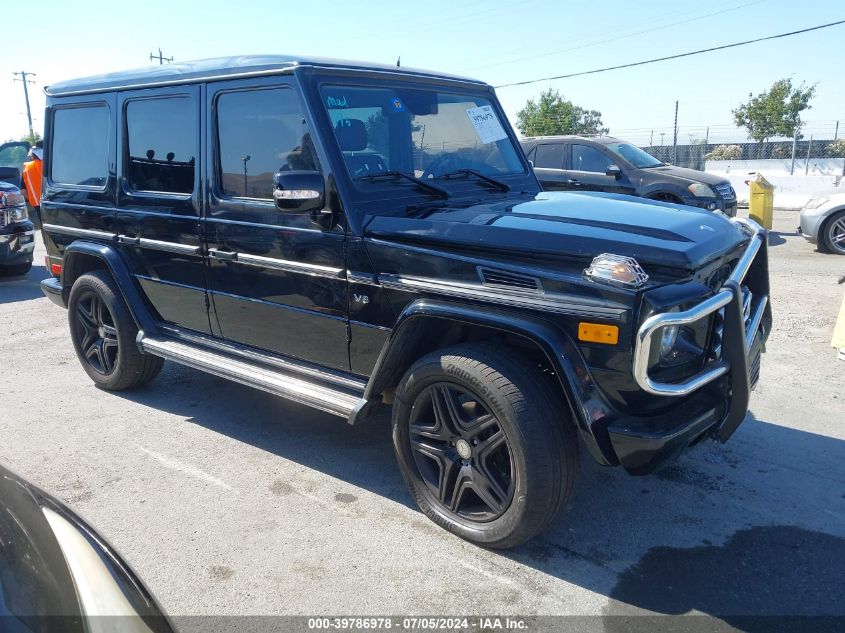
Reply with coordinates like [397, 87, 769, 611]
[825, 138, 845, 158]
[732, 79, 816, 143]
[516, 88, 608, 137]
[704, 145, 742, 161]
[22, 132, 41, 145]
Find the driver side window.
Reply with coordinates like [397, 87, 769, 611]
[571, 144, 611, 173]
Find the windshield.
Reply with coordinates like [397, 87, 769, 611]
[320, 83, 525, 189]
[605, 142, 663, 168]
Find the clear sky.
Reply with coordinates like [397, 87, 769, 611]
[2, 0, 843, 145]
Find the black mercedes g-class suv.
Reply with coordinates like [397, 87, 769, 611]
[39, 56, 771, 548]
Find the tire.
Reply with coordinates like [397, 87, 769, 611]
[67, 270, 163, 390]
[0, 261, 32, 276]
[822, 210, 845, 255]
[392, 344, 578, 549]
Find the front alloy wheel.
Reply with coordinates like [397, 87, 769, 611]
[824, 211, 845, 255]
[409, 383, 514, 522]
[393, 344, 578, 549]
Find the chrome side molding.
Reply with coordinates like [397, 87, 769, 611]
[236, 252, 344, 278]
[378, 273, 625, 319]
[137, 332, 365, 419]
[42, 224, 116, 241]
[118, 235, 201, 255]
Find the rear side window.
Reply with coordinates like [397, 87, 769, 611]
[51, 105, 109, 187]
[533, 144, 564, 169]
[216, 88, 317, 200]
[571, 144, 611, 173]
[126, 97, 196, 194]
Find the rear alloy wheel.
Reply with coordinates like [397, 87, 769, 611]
[823, 211, 845, 255]
[392, 344, 577, 549]
[68, 271, 163, 390]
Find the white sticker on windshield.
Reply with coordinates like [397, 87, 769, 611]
[466, 105, 508, 144]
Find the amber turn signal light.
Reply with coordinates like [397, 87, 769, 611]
[578, 322, 619, 345]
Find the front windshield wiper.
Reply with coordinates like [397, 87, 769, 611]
[433, 169, 510, 192]
[356, 170, 449, 199]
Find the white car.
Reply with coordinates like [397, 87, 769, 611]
[799, 192, 845, 255]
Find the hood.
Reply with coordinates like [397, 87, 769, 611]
[364, 191, 748, 274]
[643, 164, 728, 186]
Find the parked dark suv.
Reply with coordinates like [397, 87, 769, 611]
[521, 135, 738, 216]
[40, 56, 770, 548]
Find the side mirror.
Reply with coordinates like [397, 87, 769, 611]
[273, 171, 325, 213]
[606, 164, 622, 178]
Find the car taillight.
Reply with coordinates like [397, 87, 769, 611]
[49, 260, 62, 277]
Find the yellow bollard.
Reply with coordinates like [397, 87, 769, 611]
[747, 173, 774, 229]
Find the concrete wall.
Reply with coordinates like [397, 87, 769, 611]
[705, 159, 845, 210]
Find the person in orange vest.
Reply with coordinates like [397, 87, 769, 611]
[21, 141, 43, 229]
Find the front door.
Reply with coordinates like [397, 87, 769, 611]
[564, 143, 635, 195]
[204, 77, 349, 371]
[115, 87, 211, 334]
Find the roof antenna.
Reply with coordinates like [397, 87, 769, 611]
[396, 56, 401, 68]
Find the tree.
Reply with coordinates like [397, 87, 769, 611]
[516, 89, 608, 137]
[732, 79, 816, 144]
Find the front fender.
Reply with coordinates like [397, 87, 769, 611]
[61, 241, 159, 334]
[364, 298, 618, 465]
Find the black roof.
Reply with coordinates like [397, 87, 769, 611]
[45, 55, 486, 97]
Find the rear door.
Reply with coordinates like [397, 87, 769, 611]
[115, 87, 211, 334]
[566, 143, 635, 195]
[204, 77, 349, 370]
[531, 143, 567, 190]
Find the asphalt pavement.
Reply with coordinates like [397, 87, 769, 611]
[1, 209, 843, 630]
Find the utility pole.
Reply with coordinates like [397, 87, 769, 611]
[649, 130, 653, 146]
[659, 132, 665, 146]
[149, 48, 173, 65]
[13, 71, 36, 140]
[790, 128, 799, 175]
[672, 100, 679, 165]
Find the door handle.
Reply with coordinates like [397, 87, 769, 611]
[118, 235, 141, 246]
[209, 249, 238, 261]
[566, 179, 581, 185]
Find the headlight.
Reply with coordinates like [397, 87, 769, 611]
[656, 307, 680, 359]
[803, 196, 829, 210]
[688, 182, 716, 197]
[584, 253, 648, 289]
[6, 206, 28, 223]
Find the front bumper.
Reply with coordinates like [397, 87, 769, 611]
[686, 195, 737, 217]
[798, 207, 827, 243]
[0, 229, 35, 265]
[608, 217, 770, 473]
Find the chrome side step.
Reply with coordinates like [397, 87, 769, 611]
[136, 332, 366, 419]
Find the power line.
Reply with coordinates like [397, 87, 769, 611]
[495, 19, 845, 89]
[463, 0, 766, 73]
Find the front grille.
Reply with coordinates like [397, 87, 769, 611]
[714, 182, 735, 200]
[709, 286, 753, 360]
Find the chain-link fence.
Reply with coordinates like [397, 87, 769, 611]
[607, 120, 845, 170]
